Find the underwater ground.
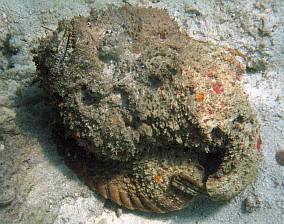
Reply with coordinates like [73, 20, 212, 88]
[0, 0, 283, 223]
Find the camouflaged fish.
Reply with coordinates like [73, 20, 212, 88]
[34, 5, 262, 213]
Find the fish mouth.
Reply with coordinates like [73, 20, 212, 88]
[171, 149, 225, 197]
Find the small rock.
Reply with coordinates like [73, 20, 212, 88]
[246, 58, 267, 72]
[85, 0, 94, 4]
[243, 195, 261, 213]
[275, 150, 284, 166]
[0, 95, 9, 106]
[259, 15, 275, 36]
[255, 2, 266, 10]
[96, 218, 109, 224]
[115, 208, 123, 217]
[184, 5, 202, 16]
[2, 13, 7, 19]
[0, 185, 16, 207]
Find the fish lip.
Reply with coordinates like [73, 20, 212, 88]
[171, 172, 208, 197]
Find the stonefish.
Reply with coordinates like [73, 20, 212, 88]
[34, 5, 262, 213]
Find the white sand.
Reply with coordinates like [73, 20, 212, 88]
[0, 0, 283, 223]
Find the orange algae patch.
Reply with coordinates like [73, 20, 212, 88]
[195, 93, 205, 101]
[153, 175, 162, 182]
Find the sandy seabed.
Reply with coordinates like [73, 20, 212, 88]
[0, 0, 283, 224]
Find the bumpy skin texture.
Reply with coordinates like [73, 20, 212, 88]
[34, 6, 262, 213]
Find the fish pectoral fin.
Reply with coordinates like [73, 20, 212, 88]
[171, 173, 205, 196]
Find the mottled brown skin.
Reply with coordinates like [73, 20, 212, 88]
[34, 6, 262, 213]
[55, 131, 205, 213]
